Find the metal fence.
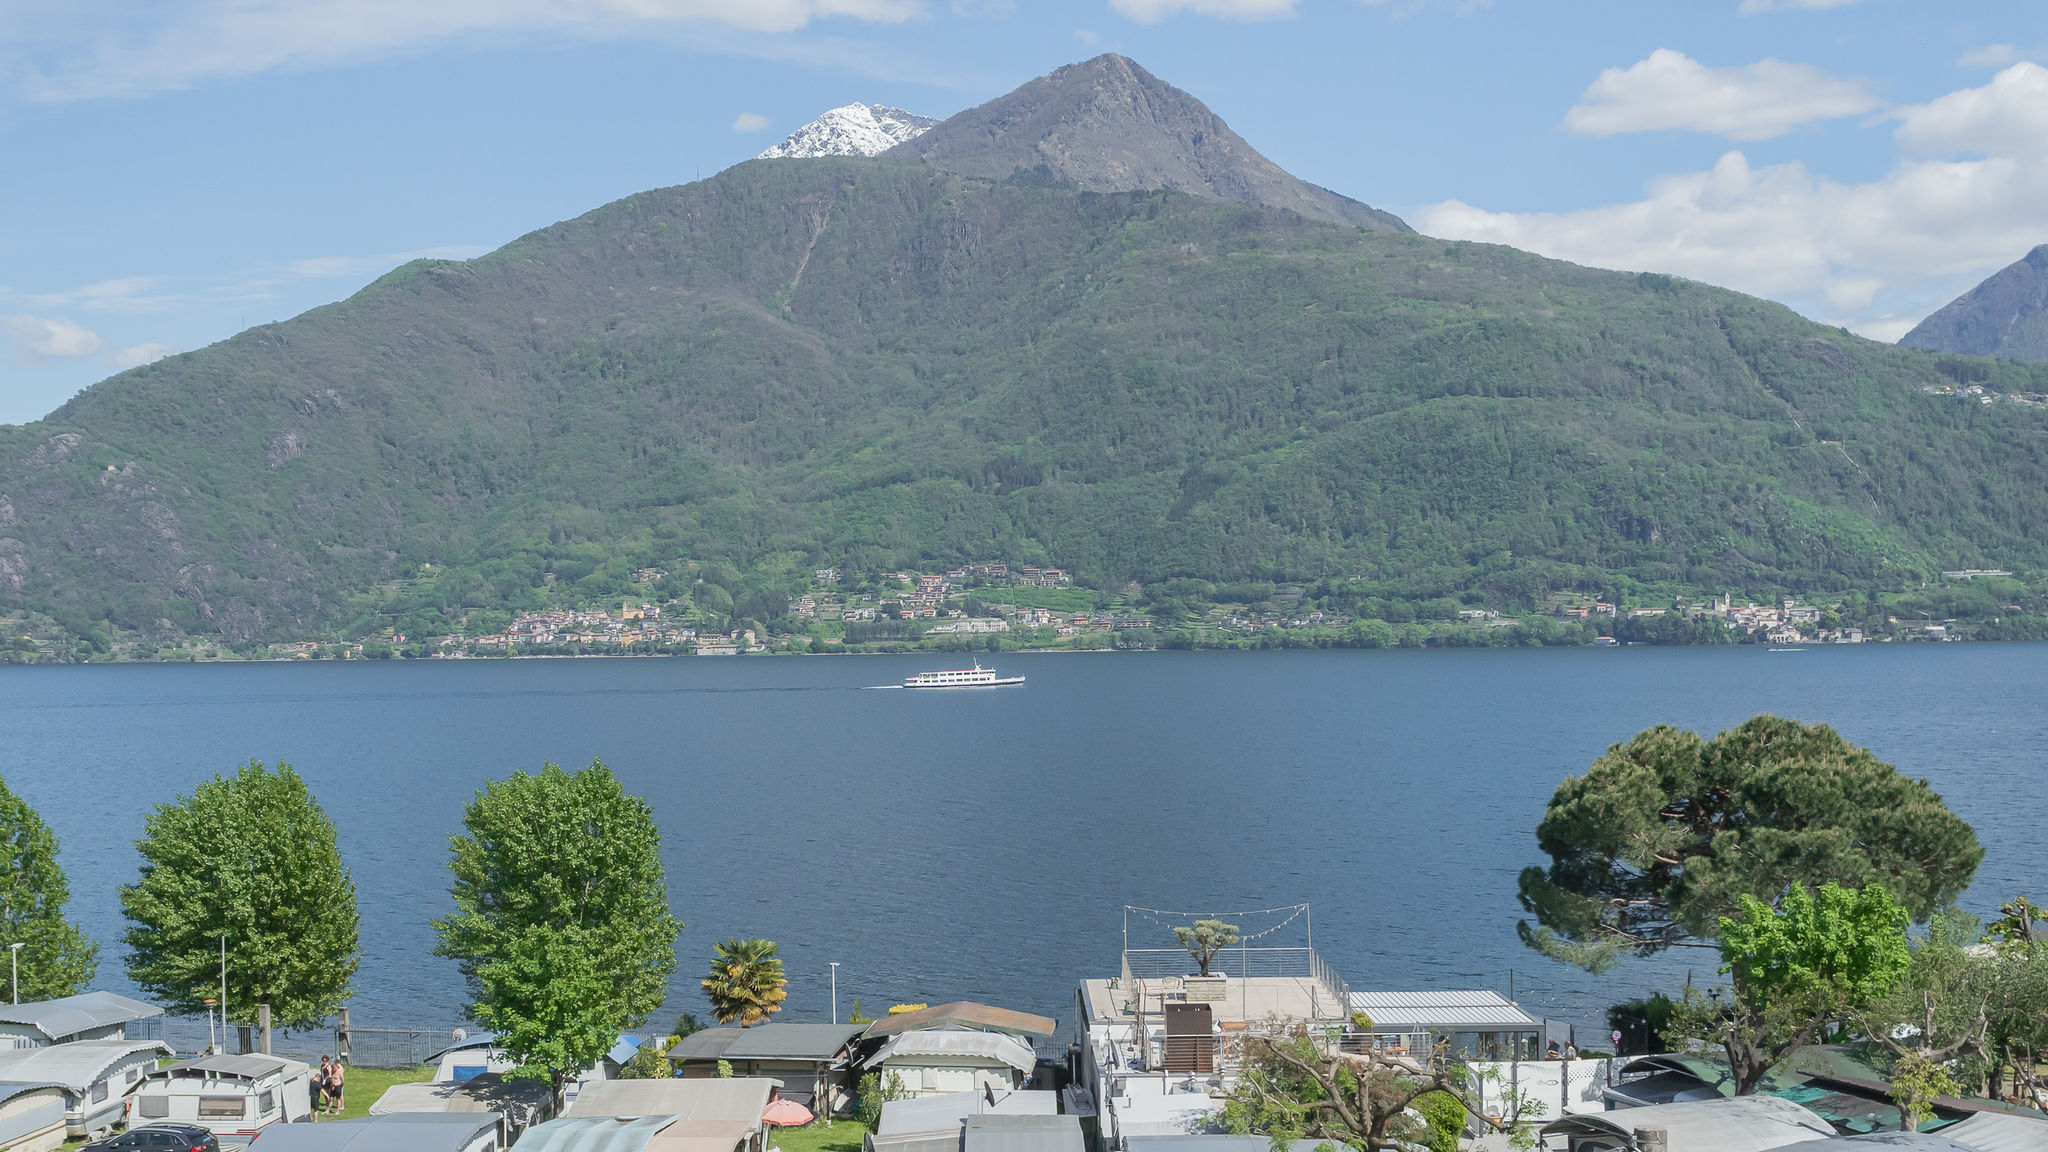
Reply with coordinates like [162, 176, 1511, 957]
[130, 1015, 465, 1068]
[344, 1026, 467, 1069]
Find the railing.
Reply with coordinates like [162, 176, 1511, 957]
[1121, 946, 1351, 1021]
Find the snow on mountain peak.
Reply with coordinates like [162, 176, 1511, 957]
[757, 104, 938, 160]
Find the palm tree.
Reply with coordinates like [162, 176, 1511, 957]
[702, 938, 788, 1027]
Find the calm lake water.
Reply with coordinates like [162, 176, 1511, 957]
[2, 645, 2044, 1045]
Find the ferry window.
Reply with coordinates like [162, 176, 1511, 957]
[199, 1095, 246, 1118]
[91, 1078, 109, 1103]
[259, 1089, 275, 1113]
[137, 1095, 169, 1118]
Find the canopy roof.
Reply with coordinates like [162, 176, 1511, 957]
[371, 1072, 553, 1124]
[669, 1024, 863, 1063]
[0, 1039, 169, 1093]
[1345, 990, 1541, 1031]
[961, 1114, 1084, 1152]
[155, 1053, 308, 1081]
[0, 991, 160, 1040]
[877, 1091, 1058, 1136]
[864, 1004, 1056, 1042]
[1777, 1136, 1978, 1152]
[226, 1112, 500, 1151]
[1542, 1096, 1834, 1152]
[865, 1032, 1035, 1074]
[568, 1077, 777, 1124]
[1125, 1138, 1279, 1152]
[1936, 1112, 2048, 1152]
[515, 1116, 679, 1152]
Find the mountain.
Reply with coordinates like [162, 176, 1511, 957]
[887, 54, 1408, 232]
[1900, 245, 2048, 364]
[757, 104, 937, 159]
[3, 58, 2047, 650]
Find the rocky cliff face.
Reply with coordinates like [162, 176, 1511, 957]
[1901, 245, 2048, 364]
[757, 104, 938, 159]
[887, 53, 1408, 232]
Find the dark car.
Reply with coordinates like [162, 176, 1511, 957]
[82, 1124, 222, 1152]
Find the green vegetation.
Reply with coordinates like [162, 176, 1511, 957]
[1518, 716, 1982, 972]
[703, 938, 789, 1026]
[121, 762, 359, 1030]
[7, 157, 2048, 653]
[1174, 919, 1240, 977]
[770, 1117, 870, 1152]
[0, 775, 96, 1001]
[431, 761, 680, 1109]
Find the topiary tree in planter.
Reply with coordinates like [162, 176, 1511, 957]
[1175, 920, 1240, 977]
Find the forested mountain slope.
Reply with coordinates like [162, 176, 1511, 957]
[4, 155, 2047, 644]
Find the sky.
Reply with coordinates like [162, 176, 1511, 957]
[0, 0, 2042, 424]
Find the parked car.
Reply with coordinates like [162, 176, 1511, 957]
[82, 1123, 222, 1151]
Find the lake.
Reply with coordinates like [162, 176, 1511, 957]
[2, 645, 2043, 1048]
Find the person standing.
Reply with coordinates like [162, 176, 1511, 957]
[325, 1060, 346, 1116]
[313, 1056, 330, 1118]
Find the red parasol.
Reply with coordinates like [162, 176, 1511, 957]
[763, 1098, 815, 1127]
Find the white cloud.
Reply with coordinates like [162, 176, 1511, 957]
[1416, 66, 2048, 339]
[4, 315, 103, 359]
[1073, 28, 1099, 44]
[1563, 49, 1878, 141]
[731, 111, 772, 132]
[1895, 61, 2048, 157]
[1738, 0, 1860, 12]
[1958, 45, 2018, 69]
[9, 0, 927, 101]
[1109, 0, 1296, 24]
[110, 342, 178, 369]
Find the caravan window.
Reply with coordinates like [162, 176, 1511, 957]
[127, 1066, 142, 1084]
[137, 1095, 169, 1118]
[199, 1096, 246, 1118]
[258, 1089, 275, 1114]
[91, 1078, 109, 1103]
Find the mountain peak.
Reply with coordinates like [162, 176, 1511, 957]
[887, 53, 1407, 231]
[758, 103, 938, 160]
[1901, 244, 2048, 363]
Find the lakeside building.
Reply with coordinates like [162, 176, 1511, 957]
[131, 1052, 316, 1142]
[852, 1003, 1058, 1102]
[0, 992, 161, 1049]
[667, 1023, 862, 1110]
[0, 1037, 170, 1139]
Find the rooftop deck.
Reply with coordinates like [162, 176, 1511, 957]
[1080, 973, 1350, 1027]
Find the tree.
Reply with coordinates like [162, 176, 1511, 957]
[1221, 1034, 1534, 1152]
[122, 762, 358, 1033]
[1865, 908, 1993, 1121]
[0, 775, 96, 1001]
[674, 1012, 707, 1039]
[1518, 717, 1981, 971]
[1676, 882, 1910, 1096]
[1174, 920, 1240, 977]
[432, 761, 680, 1110]
[620, 1039, 673, 1080]
[702, 938, 787, 1026]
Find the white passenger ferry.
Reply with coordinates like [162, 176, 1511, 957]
[902, 663, 1026, 689]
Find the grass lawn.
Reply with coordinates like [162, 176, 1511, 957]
[767, 1118, 870, 1152]
[309, 1063, 435, 1122]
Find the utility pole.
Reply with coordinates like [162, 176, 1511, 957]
[830, 963, 839, 1025]
[219, 937, 228, 1053]
[8, 943, 20, 1005]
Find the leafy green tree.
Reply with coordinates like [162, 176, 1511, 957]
[1174, 920, 1240, 977]
[1519, 717, 1981, 971]
[1676, 882, 1910, 1096]
[0, 775, 96, 1000]
[432, 761, 680, 1109]
[702, 938, 787, 1026]
[122, 762, 357, 1031]
[673, 1011, 707, 1039]
[1221, 1035, 1528, 1152]
[620, 1039, 673, 1080]
[1866, 910, 1994, 1103]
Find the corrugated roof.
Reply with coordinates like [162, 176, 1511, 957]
[1345, 990, 1542, 1030]
[667, 1032, 743, 1062]
[1125, 1137, 1276, 1152]
[0, 991, 160, 1040]
[514, 1115, 679, 1152]
[159, 1053, 308, 1080]
[242, 1112, 501, 1151]
[1775, 1136, 1978, 1152]
[568, 1077, 777, 1123]
[877, 1091, 1058, 1136]
[1542, 1096, 1834, 1152]
[424, 1032, 498, 1063]
[0, 1080, 63, 1103]
[0, 1039, 169, 1093]
[961, 1113, 1084, 1152]
[864, 1004, 1057, 1041]
[1938, 1112, 2048, 1152]
[864, 1031, 1035, 1074]
[869, 1130, 964, 1152]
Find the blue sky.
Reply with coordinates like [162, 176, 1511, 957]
[0, 0, 2042, 423]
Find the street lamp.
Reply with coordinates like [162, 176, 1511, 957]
[7, 943, 21, 1006]
[829, 963, 839, 1025]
